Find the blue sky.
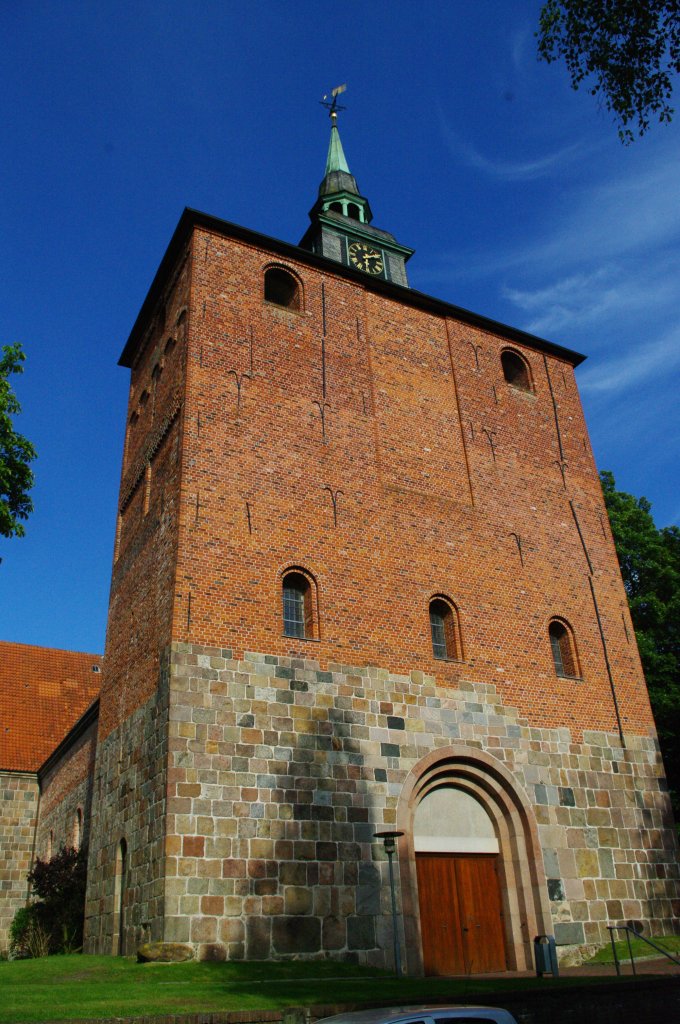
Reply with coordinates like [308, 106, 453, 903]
[1, 1, 679, 655]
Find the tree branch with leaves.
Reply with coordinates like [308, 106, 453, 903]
[0, 343, 37, 539]
[601, 471, 680, 819]
[537, 1, 680, 141]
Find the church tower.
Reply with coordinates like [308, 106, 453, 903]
[83, 100, 678, 969]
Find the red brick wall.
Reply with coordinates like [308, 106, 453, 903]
[86, 251, 191, 952]
[37, 717, 97, 858]
[160, 226, 653, 741]
[98, 252, 191, 741]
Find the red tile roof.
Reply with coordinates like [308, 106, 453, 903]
[0, 641, 102, 772]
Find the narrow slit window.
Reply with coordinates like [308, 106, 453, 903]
[73, 808, 82, 850]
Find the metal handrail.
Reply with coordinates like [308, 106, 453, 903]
[607, 924, 680, 976]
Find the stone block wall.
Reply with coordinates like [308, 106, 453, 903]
[83, 659, 170, 955]
[0, 772, 39, 954]
[164, 642, 679, 965]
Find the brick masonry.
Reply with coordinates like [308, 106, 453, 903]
[0, 772, 39, 953]
[36, 716, 98, 859]
[77, 213, 680, 967]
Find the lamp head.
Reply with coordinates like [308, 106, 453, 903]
[374, 830, 404, 855]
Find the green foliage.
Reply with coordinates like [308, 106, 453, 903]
[537, 1, 680, 141]
[601, 471, 680, 813]
[24, 846, 88, 955]
[0, 343, 36, 538]
[8, 906, 50, 960]
[9, 907, 35, 959]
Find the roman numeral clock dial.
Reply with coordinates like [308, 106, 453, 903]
[348, 241, 384, 276]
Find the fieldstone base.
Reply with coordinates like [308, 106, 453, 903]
[0, 772, 39, 955]
[160, 644, 680, 967]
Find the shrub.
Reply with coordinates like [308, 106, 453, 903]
[8, 905, 50, 959]
[9, 905, 35, 959]
[22, 845, 88, 955]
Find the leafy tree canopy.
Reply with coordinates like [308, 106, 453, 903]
[0, 343, 37, 539]
[537, 1, 680, 141]
[601, 471, 680, 814]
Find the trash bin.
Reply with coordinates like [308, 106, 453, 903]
[534, 934, 559, 977]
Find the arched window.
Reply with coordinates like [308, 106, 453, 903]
[429, 597, 462, 661]
[282, 569, 316, 639]
[73, 807, 82, 850]
[329, 201, 343, 214]
[264, 267, 301, 310]
[549, 619, 580, 678]
[501, 349, 532, 392]
[347, 203, 361, 221]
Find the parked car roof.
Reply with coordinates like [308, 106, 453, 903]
[315, 1007, 518, 1024]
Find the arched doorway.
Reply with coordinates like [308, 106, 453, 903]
[414, 787, 506, 975]
[398, 747, 552, 976]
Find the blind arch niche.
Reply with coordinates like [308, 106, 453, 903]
[414, 785, 499, 854]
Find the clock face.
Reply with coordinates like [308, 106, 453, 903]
[348, 241, 384, 276]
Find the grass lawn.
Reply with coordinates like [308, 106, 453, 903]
[584, 934, 680, 965]
[0, 955, 630, 1023]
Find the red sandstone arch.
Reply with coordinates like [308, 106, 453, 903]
[396, 745, 552, 973]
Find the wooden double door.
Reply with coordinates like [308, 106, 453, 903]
[416, 852, 507, 976]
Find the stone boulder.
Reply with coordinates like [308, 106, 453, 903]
[137, 941, 194, 963]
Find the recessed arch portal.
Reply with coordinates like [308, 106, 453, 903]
[397, 746, 552, 975]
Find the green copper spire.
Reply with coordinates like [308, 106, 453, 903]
[315, 93, 369, 218]
[325, 119, 351, 176]
[299, 86, 414, 287]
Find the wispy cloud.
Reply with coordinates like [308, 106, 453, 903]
[509, 152, 680, 271]
[442, 125, 586, 181]
[578, 323, 680, 394]
[510, 28, 532, 73]
[503, 257, 680, 335]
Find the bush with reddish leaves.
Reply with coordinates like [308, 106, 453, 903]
[11, 846, 88, 956]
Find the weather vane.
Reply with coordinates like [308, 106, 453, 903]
[320, 83, 347, 122]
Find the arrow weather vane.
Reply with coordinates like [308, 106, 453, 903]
[321, 83, 347, 122]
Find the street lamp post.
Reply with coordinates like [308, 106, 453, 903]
[374, 830, 405, 976]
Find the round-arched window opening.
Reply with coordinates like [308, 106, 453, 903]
[264, 267, 301, 311]
[329, 201, 343, 214]
[282, 569, 317, 639]
[429, 597, 462, 661]
[549, 618, 581, 678]
[347, 203, 361, 221]
[501, 350, 532, 393]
